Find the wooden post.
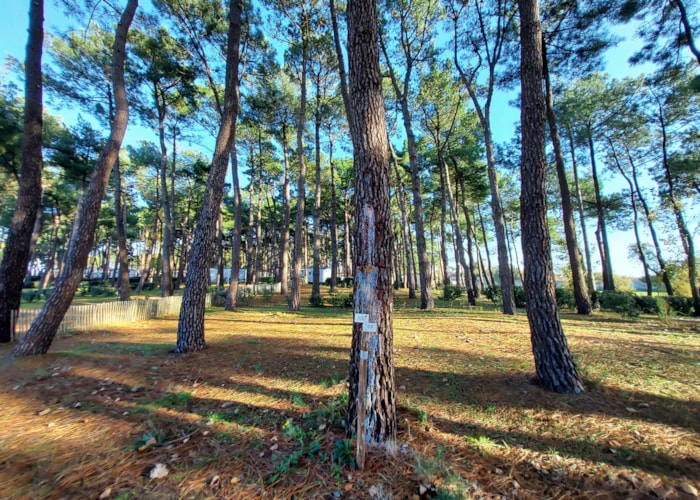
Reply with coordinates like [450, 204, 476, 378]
[356, 334, 369, 469]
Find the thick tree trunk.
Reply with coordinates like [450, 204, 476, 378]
[0, 0, 44, 343]
[175, 0, 242, 352]
[346, 0, 396, 447]
[542, 44, 590, 314]
[518, 0, 583, 393]
[11, 0, 138, 357]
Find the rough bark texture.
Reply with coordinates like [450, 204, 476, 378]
[345, 0, 396, 443]
[11, 0, 137, 357]
[0, 0, 44, 343]
[174, 0, 241, 352]
[542, 42, 591, 315]
[518, 0, 584, 394]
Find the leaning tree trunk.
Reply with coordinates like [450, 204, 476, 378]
[175, 0, 242, 352]
[609, 140, 653, 295]
[345, 0, 396, 449]
[518, 0, 584, 393]
[0, 0, 44, 343]
[543, 42, 590, 314]
[624, 143, 673, 295]
[11, 0, 138, 357]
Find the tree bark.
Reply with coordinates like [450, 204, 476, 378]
[312, 84, 323, 298]
[0, 0, 44, 343]
[345, 0, 396, 446]
[175, 0, 242, 352]
[329, 143, 339, 293]
[518, 0, 584, 393]
[278, 122, 291, 295]
[623, 143, 673, 295]
[226, 150, 243, 311]
[11, 0, 138, 357]
[389, 140, 416, 298]
[542, 41, 591, 314]
[567, 129, 596, 294]
[288, 7, 310, 312]
[587, 128, 615, 291]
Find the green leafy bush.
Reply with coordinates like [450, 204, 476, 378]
[666, 296, 694, 315]
[442, 285, 464, 301]
[555, 288, 576, 309]
[634, 295, 660, 314]
[513, 286, 527, 308]
[483, 286, 502, 303]
[326, 293, 353, 308]
[597, 290, 638, 316]
[309, 295, 324, 307]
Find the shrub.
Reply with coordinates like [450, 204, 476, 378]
[513, 286, 527, 308]
[634, 295, 660, 314]
[483, 286, 502, 304]
[666, 296, 694, 315]
[597, 290, 638, 316]
[555, 288, 576, 309]
[326, 293, 353, 308]
[442, 285, 464, 301]
[309, 295, 324, 307]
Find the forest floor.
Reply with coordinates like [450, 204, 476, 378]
[1, 287, 699, 499]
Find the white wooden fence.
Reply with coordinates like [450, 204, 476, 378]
[11, 282, 282, 340]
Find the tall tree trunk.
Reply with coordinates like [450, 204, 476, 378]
[452, 15, 516, 315]
[312, 91, 322, 299]
[477, 204, 496, 289]
[278, 123, 291, 295]
[175, 0, 242, 352]
[389, 140, 416, 298]
[0, 0, 44, 343]
[587, 128, 615, 291]
[623, 143, 673, 295]
[656, 104, 699, 315]
[114, 157, 130, 300]
[288, 8, 310, 312]
[246, 168, 256, 285]
[11, 0, 138, 357]
[438, 161, 451, 287]
[518, 0, 583, 393]
[226, 150, 243, 311]
[329, 143, 339, 293]
[608, 139, 652, 295]
[380, 36, 433, 310]
[346, 0, 396, 447]
[39, 206, 61, 291]
[543, 41, 590, 314]
[344, 206, 352, 278]
[567, 129, 596, 294]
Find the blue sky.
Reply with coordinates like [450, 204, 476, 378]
[0, 1, 662, 279]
